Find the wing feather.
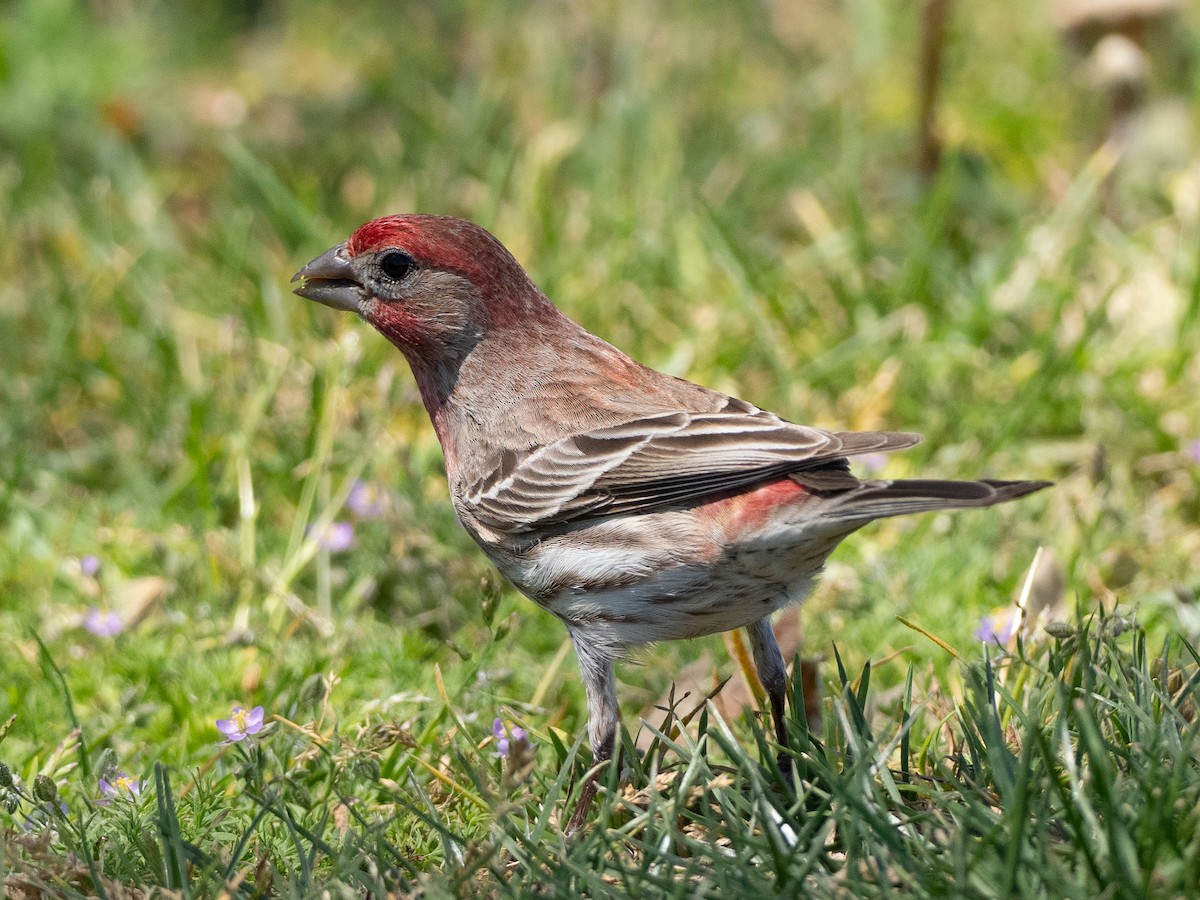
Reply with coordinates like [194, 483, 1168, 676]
[463, 401, 921, 533]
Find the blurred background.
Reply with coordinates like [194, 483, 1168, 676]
[1, 0, 1198, 772]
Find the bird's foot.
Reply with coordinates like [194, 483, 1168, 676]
[564, 771, 600, 837]
[776, 751, 795, 791]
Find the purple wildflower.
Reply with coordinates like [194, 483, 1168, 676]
[856, 453, 888, 476]
[307, 521, 355, 553]
[492, 718, 509, 757]
[1187, 439, 1200, 465]
[492, 718, 530, 759]
[80, 555, 101, 577]
[347, 480, 388, 519]
[977, 609, 1016, 645]
[84, 608, 123, 638]
[98, 773, 143, 800]
[216, 705, 265, 744]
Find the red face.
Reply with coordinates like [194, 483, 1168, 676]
[292, 214, 528, 358]
[294, 213, 563, 362]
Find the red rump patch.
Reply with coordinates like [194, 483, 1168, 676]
[705, 478, 811, 540]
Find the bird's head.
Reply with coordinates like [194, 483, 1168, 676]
[292, 215, 550, 362]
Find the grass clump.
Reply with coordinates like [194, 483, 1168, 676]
[3, 609, 1198, 896]
[2, 0, 1199, 894]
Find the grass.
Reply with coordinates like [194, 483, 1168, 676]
[2, 0, 1199, 894]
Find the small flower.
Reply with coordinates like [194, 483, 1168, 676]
[856, 453, 888, 476]
[492, 717, 530, 759]
[80, 555, 101, 577]
[347, 480, 388, 519]
[216, 705, 265, 744]
[32, 775, 58, 804]
[977, 608, 1017, 645]
[1187, 439, 1200, 466]
[307, 521, 355, 553]
[0, 763, 19, 813]
[1044, 621, 1075, 640]
[83, 608, 124, 638]
[98, 773, 143, 800]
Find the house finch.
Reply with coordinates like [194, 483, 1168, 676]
[293, 215, 1049, 827]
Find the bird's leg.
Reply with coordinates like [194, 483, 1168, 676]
[565, 635, 618, 835]
[746, 617, 793, 785]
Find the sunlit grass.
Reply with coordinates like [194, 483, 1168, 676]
[1, 0, 1198, 894]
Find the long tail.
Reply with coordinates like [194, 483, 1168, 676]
[815, 478, 1051, 523]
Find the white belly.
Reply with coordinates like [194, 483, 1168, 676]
[484, 513, 832, 654]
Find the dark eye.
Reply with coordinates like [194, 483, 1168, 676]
[379, 250, 415, 281]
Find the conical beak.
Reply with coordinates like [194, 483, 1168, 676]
[291, 241, 365, 313]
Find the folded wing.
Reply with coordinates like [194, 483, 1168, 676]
[463, 396, 922, 533]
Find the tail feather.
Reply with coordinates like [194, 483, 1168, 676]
[819, 477, 1051, 523]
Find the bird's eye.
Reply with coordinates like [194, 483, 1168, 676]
[379, 250, 416, 281]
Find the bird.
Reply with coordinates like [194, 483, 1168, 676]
[292, 214, 1050, 829]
